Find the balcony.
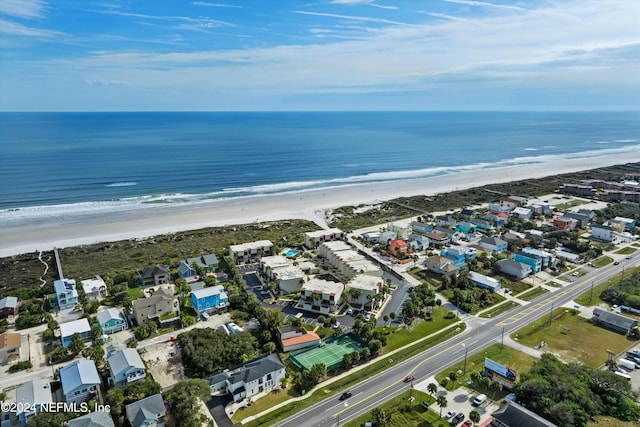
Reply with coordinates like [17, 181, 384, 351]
[126, 371, 147, 383]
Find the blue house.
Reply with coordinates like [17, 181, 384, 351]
[15, 379, 52, 426]
[54, 279, 78, 309]
[97, 308, 128, 335]
[455, 222, 475, 233]
[178, 254, 219, 279]
[407, 234, 430, 250]
[479, 236, 508, 254]
[191, 285, 228, 314]
[513, 251, 542, 273]
[107, 348, 146, 388]
[60, 359, 101, 404]
[467, 271, 501, 293]
[125, 394, 166, 427]
[410, 221, 433, 234]
[60, 318, 92, 348]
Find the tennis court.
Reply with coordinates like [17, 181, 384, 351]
[290, 333, 367, 372]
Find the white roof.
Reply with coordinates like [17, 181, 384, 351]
[302, 278, 344, 296]
[59, 318, 91, 338]
[191, 285, 226, 299]
[16, 379, 52, 407]
[229, 240, 273, 252]
[60, 359, 100, 394]
[305, 228, 342, 238]
[81, 276, 105, 294]
[273, 265, 305, 280]
[346, 275, 382, 292]
[260, 255, 291, 269]
[320, 240, 353, 252]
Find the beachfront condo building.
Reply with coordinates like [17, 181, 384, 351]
[299, 278, 344, 314]
[304, 228, 344, 249]
[229, 240, 273, 263]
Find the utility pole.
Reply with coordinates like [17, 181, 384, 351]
[589, 281, 594, 304]
[462, 343, 468, 375]
[501, 326, 505, 352]
[548, 302, 554, 326]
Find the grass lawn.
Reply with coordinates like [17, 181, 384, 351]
[479, 301, 520, 319]
[546, 281, 563, 288]
[512, 309, 635, 367]
[503, 279, 532, 295]
[407, 267, 443, 288]
[517, 287, 549, 302]
[434, 343, 538, 392]
[592, 256, 614, 268]
[574, 267, 639, 307]
[344, 390, 451, 427]
[615, 247, 637, 255]
[554, 199, 584, 210]
[383, 308, 460, 351]
[127, 286, 144, 299]
[590, 415, 640, 427]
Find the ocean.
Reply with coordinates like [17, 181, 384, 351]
[1, 111, 639, 227]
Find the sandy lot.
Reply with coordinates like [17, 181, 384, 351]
[141, 339, 185, 389]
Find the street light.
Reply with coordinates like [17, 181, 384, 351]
[462, 343, 468, 375]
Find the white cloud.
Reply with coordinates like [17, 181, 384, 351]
[294, 10, 416, 27]
[0, 18, 62, 37]
[444, 0, 526, 12]
[0, 0, 46, 19]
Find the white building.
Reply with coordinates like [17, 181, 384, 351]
[229, 240, 273, 263]
[299, 279, 344, 314]
[318, 241, 382, 280]
[259, 256, 306, 294]
[304, 228, 344, 249]
[81, 276, 107, 301]
[223, 354, 286, 403]
[591, 224, 616, 242]
[346, 275, 383, 309]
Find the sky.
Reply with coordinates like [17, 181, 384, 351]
[0, 0, 639, 111]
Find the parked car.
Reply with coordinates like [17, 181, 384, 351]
[339, 391, 352, 400]
[451, 413, 465, 425]
[347, 308, 354, 316]
[404, 374, 416, 382]
[473, 393, 487, 406]
[462, 420, 473, 427]
[445, 410, 456, 419]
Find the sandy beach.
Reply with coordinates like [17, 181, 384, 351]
[1, 151, 638, 258]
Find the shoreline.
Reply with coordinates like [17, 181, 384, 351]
[1, 151, 638, 257]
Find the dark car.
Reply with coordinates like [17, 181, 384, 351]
[404, 374, 416, 382]
[450, 413, 465, 425]
[339, 391, 352, 401]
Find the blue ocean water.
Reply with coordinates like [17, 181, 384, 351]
[0, 111, 639, 224]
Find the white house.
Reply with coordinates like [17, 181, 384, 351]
[81, 276, 107, 301]
[299, 279, 344, 314]
[226, 354, 286, 403]
[591, 224, 616, 242]
[304, 228, 344, 249]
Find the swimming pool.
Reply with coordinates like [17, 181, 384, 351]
[285, 249, 299, 257]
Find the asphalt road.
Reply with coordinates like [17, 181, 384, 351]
[278, 255, 640, 427]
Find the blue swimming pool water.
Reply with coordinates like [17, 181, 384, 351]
[285, 249, 298, 257]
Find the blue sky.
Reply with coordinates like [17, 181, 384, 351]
[0, 0, 638, 111]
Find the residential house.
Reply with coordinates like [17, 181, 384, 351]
[0, 296, 18, 317]
[471, 218, 494, 232]
[107, 347, 146, 387]
[362, 232, 381, 242]
[60, 318, 92, 348]
[299, 279, 344, 314]
[497, 259, 532, 280]
[345, 275, 383, 309]
[479, 236, 508, 254]
[513, 251, 542, 273]
[591, 224, 615, 242]
[229, 240, 273, 263]
[277, 326, 321, 352]
[425, 231, 450, 246]
[485, 211, 509, 228]
[563, 212, 592, 228]
[411, 221, 433, 234]
[592, 308, 638, 335]
[68, 411, 116, 427]
[304, 228, 344, 249]
[132, 287, 179, 326]
[435, 215, 457, 227]
[0, 332, 21, 364]
[500, 198, 521, 210]
[125, 394, 166, 427]
[377, 231, 397, 244]
[521, 248, 554, 269]
[553, 215, 578, 231]
[54, 279, 79, 309]
[226, 354, 286, 403]
[388, 240, 409, 260]
[433, 226, 456, 239]
[387, 222, 411, 239]
[455, 221, 475, 233]
[423, 255, 465, 276]
[610, 216, 636, 231]
[178, 253, 219, 279]
[137, 265, 170, 287]
[555, 250, 581, 263]
[512, 207, 533, 220]
[467, 271, 501, 292]
[528, 202, 552, 216]
[59, 359, 101, 404]
[80, 276, 107, 302]
[96, 307, 128, 335]
[460, 207, 476, 218]
[15, 379, 52, 427]
[407, 234, 430, 251]
[442, 246, 477, 261]
[502, 230, 526, 244]
[190, 285, 228, 314]
[490, 399, 558, 427]
[488, 203, 511, 213]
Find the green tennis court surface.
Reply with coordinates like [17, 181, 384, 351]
[290, 333, 367, 372]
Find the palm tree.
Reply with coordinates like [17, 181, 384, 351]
[427, 382, 438, 397]
[436, 395, 448, 418]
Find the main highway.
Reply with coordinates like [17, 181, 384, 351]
[278, 254, 639, 427]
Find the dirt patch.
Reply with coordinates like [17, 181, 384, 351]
[140, 340, 185, 388]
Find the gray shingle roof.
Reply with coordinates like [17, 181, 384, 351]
[68, 411, 116, 427]
[229, 353, 284, 385]
[125, 393, 166, 427]
[60, 359, 100, 395]
[491, 400, 557, 427]
[107, 348, 145, 378]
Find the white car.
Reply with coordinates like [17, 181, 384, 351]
[445, 410, 456, 419]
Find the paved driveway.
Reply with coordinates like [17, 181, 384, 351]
[207, 395, 235, 427]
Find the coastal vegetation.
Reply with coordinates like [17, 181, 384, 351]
[600, 270, 640, 310]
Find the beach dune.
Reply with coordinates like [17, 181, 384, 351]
[1, 151, 638, 258]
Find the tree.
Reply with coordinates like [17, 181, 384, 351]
[165, 379, 211, 427]
[383, 314, 389, 326]
[470, 371, 483, 389]
[371, 407, 390, 427]
[436, 395, 448, 418]
[427, 382, 438, 397]
[389, 312, 396, 321]
[448, 371, 459, 383]
[70, 332, 85, 354]
[469, 409, 481, 424]
[489, 380, 502, 400]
